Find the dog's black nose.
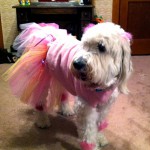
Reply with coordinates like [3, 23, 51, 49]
[73, 57, 86, 70]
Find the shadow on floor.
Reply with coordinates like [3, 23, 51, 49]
[6, 109, 79, 150]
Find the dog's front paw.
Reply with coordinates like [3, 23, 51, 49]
[60, 101, 75, 116]
[97, 132, 109, 147]
[35, 111, 51, 129]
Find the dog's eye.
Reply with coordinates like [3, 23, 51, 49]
[98, 43, 106, 53]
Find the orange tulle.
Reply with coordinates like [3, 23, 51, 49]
[3, 43, 50, 105]
[2, 22, 73, 112]
[2, 42, 69, 112]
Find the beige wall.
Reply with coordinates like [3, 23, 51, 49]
[93, 0, 112, 22]
[0, 0, 112, 50]
[0, 0, 18, 50]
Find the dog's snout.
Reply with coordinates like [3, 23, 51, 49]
[73, 57, 86, 70]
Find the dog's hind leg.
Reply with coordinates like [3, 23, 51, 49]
[60, 92, 75, 116]
[60, 94, 83, 116]
[77, 99, 100, 150]
[35, 85, 51, 129]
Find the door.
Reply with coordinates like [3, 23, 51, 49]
[113, 0, 150, 55]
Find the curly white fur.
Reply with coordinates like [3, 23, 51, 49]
[72, 23, 132, 93]
[35, 22, 132, 150]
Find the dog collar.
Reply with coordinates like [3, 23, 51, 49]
[95, 88, 103, 92]
[95, 81, 119, 93]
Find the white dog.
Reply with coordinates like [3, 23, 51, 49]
[4, 22, 132, 150]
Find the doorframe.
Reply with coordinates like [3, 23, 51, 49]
[112, 0, 120, 24]
[0, 14, 4, 48]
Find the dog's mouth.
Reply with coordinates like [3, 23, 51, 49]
[86, 82, 99, 88]
[71, 66, 101, 88]
[79, 72, 87, 81]
[71, 56, 104, 88]
[71, 67, 106, 90]
[71, 69, 88, 81]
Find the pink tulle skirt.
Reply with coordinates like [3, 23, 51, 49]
[13, 22, 67, 57]
[3, 23, 70, 112]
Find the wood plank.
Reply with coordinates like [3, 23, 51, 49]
[31, 8, 77, 14]
[132, 39, 150, 55]
[112, 0, 120, 24]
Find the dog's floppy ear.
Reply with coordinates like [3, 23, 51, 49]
[118, 33, 133, 94]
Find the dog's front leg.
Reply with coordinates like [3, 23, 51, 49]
[97, 88, 119, 147]
[35, 86, 51, 128]
[77, 99, 99, 150]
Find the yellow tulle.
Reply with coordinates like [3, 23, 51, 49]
[2, 44, 48, 104]
[2, 44, 74, 112]
[2, 45, 47, 81]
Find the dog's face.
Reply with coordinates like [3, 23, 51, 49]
[71, 22, 133, 93]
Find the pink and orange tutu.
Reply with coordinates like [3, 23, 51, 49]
[3, 22, 70, 112]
